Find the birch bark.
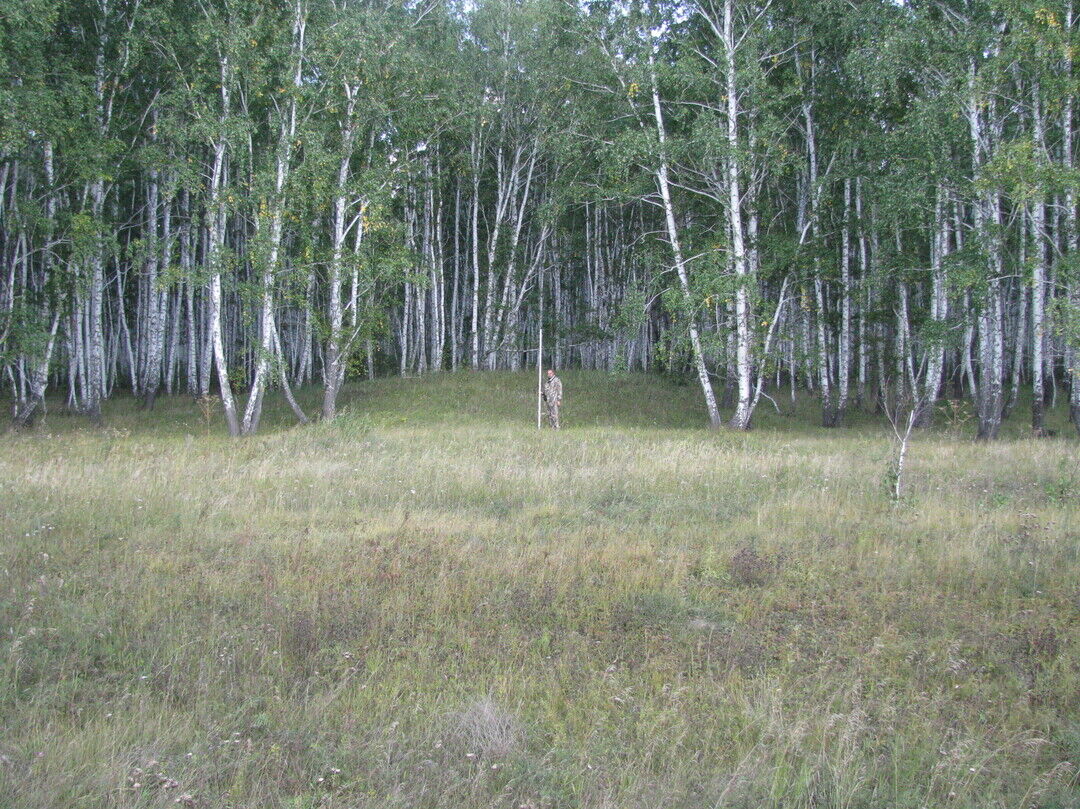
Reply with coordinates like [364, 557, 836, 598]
[323, 81, 358, 420]
[242, 0, 306, 434]
[650, 53, 721, 428]
[1065, 1, 1080, 434]
[718, 0, 754, 430]
[968, 59, 1005, 439]
[209, 52, 240, 436]
[919, 182, 949, 426]
[1031, 80, 1047, 435]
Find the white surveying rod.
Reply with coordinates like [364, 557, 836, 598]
[537, 264, 544, 430]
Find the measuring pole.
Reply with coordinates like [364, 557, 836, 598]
[537, 261, 544, 429]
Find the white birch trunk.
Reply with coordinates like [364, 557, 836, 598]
[856, 177, 870, 408]
[721, 0, 754, 430]
[142, 160, 165, 408]
[1065, 1, 1080, 434]
[242, 0, 305, 434]
[86, 177, 106, 423]
[209, 54, 240, 436]
[801, 81, 833, 425]
[836, 176, 852, 425]
[323, 83, 358, 420]
[11, 142, 60, 428]
[650, 53, 721, 428]
[968, 59, 1005, 438]
[919, 182, 949, 425]
[1031, 80, 1047, 435]
[470, 135, 482, 368]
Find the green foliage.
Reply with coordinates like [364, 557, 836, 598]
[610, 283, 647, 336]
[1050, 290, 1080, 350]
[0, 302, 52, 365]
[980, 138, 1079, 200]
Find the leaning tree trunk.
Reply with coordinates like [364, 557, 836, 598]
[322, 82, 358, 420]
[650, 54, 722, 428]
[11, 314, 60, 429]
[208, 53, 240, 437]
[481, 142, 520, 369]
[11, 142, 61, 429]
[242, 0, 306, 435]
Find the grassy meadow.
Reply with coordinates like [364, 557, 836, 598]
[1, 371, 1078, 808]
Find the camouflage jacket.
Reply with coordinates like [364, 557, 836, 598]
[543, 375, 563, 403]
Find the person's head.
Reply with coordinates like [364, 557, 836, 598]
[546, 369, 555, 378]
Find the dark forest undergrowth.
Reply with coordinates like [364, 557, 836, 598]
[2, 372, 1078, 808]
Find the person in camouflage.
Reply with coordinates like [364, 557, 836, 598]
[542, 369, 563, 429]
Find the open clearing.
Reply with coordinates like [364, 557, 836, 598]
[2, 372, 1078, 808]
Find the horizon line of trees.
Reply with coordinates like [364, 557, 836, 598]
[1, 0, 1078, 437]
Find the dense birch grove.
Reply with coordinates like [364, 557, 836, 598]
[1, 0, 1078, 436]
